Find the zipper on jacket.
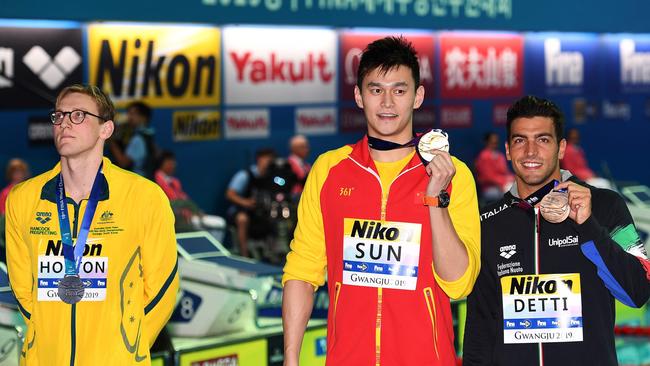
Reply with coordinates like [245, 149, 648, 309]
[375, 287, 383, 366]
[347, 156, 422, 366]
[423, 287, 440, 359]
[331, 282, 342, 342]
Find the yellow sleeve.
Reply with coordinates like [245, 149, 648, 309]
[141, 184, 179, 347]
[5, 186, 34, 322]
[433, 157, 481, 299]
[282, 149, 349, 290]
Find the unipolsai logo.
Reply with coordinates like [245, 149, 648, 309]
[22, 46, 81, 89]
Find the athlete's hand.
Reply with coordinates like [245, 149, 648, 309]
[555, 181, 592, 225]
[425, 150, 455, 196]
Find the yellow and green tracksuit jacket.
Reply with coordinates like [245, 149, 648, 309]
[5, 157, 179, 366]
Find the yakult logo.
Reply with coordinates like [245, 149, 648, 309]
[549, 235, 579, 248]
[224, 109, 270, 139]
[230, 51, 333, 84]
[620, 39, 650, 85]
[544, 38, 583, 86]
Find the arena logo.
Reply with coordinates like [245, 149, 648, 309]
[544, 38, 583, 87]
[0, 47, 13, 88]
[23, 45, 81, 89]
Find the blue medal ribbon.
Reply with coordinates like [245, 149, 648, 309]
[513, 179, 560, 210]
[56, 163, 103, 275]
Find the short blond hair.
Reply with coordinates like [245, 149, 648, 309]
[56, 84, 115, 122]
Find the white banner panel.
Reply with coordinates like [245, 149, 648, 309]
[224, 26, 337, 105]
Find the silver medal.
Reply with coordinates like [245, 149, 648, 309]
[58, 275, 85, 304]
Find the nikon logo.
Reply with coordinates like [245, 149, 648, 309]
[95, 39, 217, 99]
[548, 235, 579, 247]
[509, 276, 574, 295]
[350, 220, 399, 241]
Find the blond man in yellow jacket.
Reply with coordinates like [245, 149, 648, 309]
[5, 84, 179, 366]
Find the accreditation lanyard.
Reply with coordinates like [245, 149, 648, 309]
[56, 163, 103, 276]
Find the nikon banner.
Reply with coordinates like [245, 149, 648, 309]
[172, 110, 221, 142]
[88, 23, 221, 108]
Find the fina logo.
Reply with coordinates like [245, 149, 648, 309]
[499, 244, 517, 259]
[22, 46, 81, 89]
[549, 235, 579, 248]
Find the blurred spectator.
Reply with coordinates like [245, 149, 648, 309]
[154, 151, 225, 234]
[226, 148, 277, 257]
[287, 135, 311, 198]
[561, 128, 612, 189]
[474, 132, 514, 204]
[0, 158, 30, 215]
[109, 101, 158, 179]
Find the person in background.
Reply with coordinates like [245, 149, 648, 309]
[474, 132, 514, 204]
[0, 158, 30, 215]
[287, 135, 311, 198]
[109, 101, 157, 179]
[561, 128, 611, 189]
[225, 148, 277, 257]
[155, 150, 225, 233]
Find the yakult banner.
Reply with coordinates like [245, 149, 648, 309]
[439, 32, 523, 99]
[525, 33, 599, 96]
[88, 24, 221, 108]
[602, 34, 650, 94]
[224, 108, 270, 139]
[295, 107, 337, 135]
[223, 26, 337, 105]
[339, 32, 435, 101]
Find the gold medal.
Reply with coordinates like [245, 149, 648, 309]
[417, 129, 449, 163]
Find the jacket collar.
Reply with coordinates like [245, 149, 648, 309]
[40, 157, 111, 203]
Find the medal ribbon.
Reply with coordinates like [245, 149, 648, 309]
[512, 179, 559, 210]
[56, 163, 103, 275]
[367, 129, 436, 166]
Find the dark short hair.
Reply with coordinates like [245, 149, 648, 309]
[357, 36, 420, 90]
[56, 84, 115, 122]
[483, 132, 498, 143]
[506, 96, 564, 141]
[127, 101, 152, 121]
[157, 150, 176, 170]
[255, 148, 276, 160]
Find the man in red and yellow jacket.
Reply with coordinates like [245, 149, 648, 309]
[282, 36, 480, 366]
